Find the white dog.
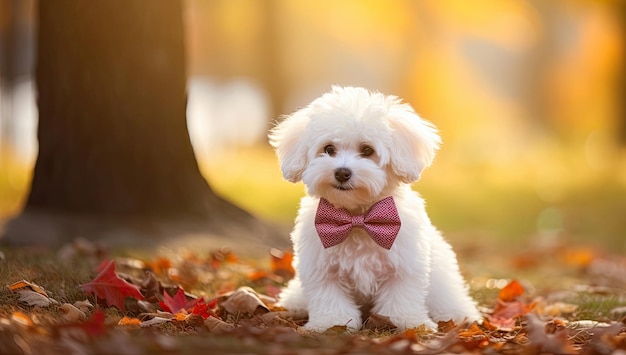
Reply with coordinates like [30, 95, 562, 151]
[269, 86, 480, 332]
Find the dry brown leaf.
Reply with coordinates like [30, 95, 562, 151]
[59, 303, 86, 322]
[140, 317, 172, 327]
[73, 300, 94, 313]
[16, 289, 59, 307]
[363, 313, 397, 332]
[220, 286, 270, 316]
[261, 310, 308, 324]
[204, 316, 235, 333]
[526, 313, 577, 354]
[541, 302, 578, 317]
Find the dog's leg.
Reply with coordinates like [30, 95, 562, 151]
[372, 276, 437, 331]
[276, 277, 308, 312]
[301, 279, 362, 332]
[426, 240, 481, 323]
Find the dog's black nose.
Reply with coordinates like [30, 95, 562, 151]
[334, 167, 352, 183]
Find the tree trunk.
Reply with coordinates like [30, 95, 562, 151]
[2, 0, 282, 251]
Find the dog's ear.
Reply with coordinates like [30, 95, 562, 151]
[269, 108, 310, 183]
[386, 104, 441, 183]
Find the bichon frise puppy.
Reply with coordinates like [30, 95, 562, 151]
[269, 86, 480, 332]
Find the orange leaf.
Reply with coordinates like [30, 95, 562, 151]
[118, 316, 141, 326]
[560, 247, 596, 267]
[174, 312, 188, 321]
[270, 248, 295, 279]
[11, 311, 34, 327]
[498, 280, 524, 302]
[8, 280, 49, 296]
[144, 257, 172, 276]
[248, 270, 269, 282]
[458, 322, 485, 338]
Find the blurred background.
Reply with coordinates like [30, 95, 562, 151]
[1, 0, 625, 251]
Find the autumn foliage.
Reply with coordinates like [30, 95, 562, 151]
[2, 241, 626, 354]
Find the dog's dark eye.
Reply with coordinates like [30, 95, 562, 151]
[361, 145, 374, 157]
[324, 144, 336, 156]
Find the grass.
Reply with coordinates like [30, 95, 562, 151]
[0, 248, 96, 334]
[573, 293, 626, 322]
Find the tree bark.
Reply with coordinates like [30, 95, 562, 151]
[2, 0, 282, 251]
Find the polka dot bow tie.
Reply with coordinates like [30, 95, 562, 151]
[314, 196, 402, 250]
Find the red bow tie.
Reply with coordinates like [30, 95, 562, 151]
[314, 197, 401, 250]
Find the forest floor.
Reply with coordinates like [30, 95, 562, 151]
[1, 147, 625, 353]
[1, 236, 625, 354]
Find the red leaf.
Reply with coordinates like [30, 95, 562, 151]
[80, 260, 144, 311]
[159, 287, 188, 314]
[58, 309, 107, 337]
[80, 309, 107, 336]
[190, 298, 216, 319]
[159, 288, 216, 319]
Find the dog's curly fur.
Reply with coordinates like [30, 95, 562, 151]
[269, 86, 480, 331]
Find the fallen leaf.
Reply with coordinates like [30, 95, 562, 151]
[73, 300, 94, 313]
[138, 270, 165, 302]
[167, 266, 198, 290]
[16, 289, 59, 307]
[526, 313, 577, 354]
[488, 280, 533, 330]
[220, 287, 270, 316]
[140, 317, 171, 328]
[363, 313, 397, 332]
[560, 247, 596, 267]
[458, 322, 486, 338]
[11, 311, 34, 327]
[210, 248, 238, 269]
[80, 260, 145, 311]
[457, 322, 490, 350]
[59, 309, 107, 337]
[261, 310, 308, 324]
[541, 302, 578, 317]
[498, 280, 524, 302]
[118, 316, 141, 326]
[260, 311, 302, 328]
[270, 248, 295, 279]
[323, 325, 348, 335]
[204, 316, 235, 333]
[159, 287, 189, 314]
[8, 280, 49, 296]
[437, 319, 456, 333]
[190, 298, 217, 319]
[144, 256, 172, 276]
[60, 303, 86, 322]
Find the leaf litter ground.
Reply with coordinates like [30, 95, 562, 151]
[1, 238, 625, 354]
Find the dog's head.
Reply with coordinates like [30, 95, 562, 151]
[269, 86, 441, 209]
